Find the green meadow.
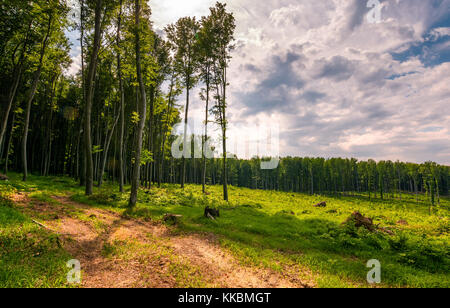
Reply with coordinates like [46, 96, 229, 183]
[1, 173, 449, 288]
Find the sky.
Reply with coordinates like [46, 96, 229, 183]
[68, 0, 450, 165]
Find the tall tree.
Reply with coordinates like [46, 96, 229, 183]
[197, 12, 216, 194]
[22, 6, 55, 181]
[209, 2, 235, 201]
[166, 17, 200, 189]
[116, 0, 125, 192]
[0, 3, 34, 156]
[84, 0, 103, 195]
[129, 0, 148, 208]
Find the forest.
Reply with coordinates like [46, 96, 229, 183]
[0, 0, 449, 289]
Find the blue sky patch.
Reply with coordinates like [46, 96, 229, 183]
[392, 28, 450, 67]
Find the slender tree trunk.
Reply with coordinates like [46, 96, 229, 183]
[159, 78, 175, 187]
[22, 15, 53, 181]
[414, 178, 418, 203]
[3, 109, 15, 175]
[117, 0, 125, 193]
[436, 179, 440, 205]
[202, 70, 210, 194]
[44, 107, 54, 176]
[222, 126, 228, 201]
[84, 0, 103, 195]
[78, 0, 86, 185]
[181, 76, 190, 189]
[129, 0, 148, 208]
[147, 86, 155, 189]
[221, 69, 228, 201]
[43, 75, 57, 176]
[98, 110, 120, 187]
[22, 70, 41, 181]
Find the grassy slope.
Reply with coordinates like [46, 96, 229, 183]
[1, 172, 449, 288]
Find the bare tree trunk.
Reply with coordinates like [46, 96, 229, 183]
[129, 0, 148, 208]
[84, 0, 103, 195]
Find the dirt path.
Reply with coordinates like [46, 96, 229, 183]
[12, 192, 314, 288]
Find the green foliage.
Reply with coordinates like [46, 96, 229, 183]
[165, 16, 200, 88]
[92, 145, 103, 154]
[140, 149, 153, 166]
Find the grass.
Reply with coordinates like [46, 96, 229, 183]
[126, 185, 449, 288]
[0, 182, 73, 288]
[1, 172, 449, 288]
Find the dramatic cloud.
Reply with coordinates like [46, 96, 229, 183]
[149, 0, 450, 164]
[67, 0, 450, 165]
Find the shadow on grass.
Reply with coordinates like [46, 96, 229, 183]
[0, 201, 72, 288]
[128, 200, 449, 287]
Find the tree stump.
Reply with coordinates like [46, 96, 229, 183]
[204, 206, 220, 220]
[345, 211, 375, 232]
[163, 214, 182, 225]
[313, 201, 327, 208]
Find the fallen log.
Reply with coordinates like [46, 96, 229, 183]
[32, 219, 51, 230]
[0, 173, 9, 181]
[31, 219, 67, 236]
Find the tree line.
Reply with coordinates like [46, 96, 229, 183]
[1, 1, 448, 212]
[154, 156, 449, 212]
